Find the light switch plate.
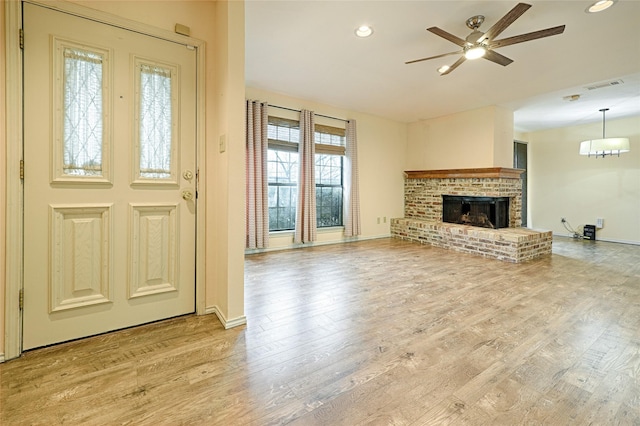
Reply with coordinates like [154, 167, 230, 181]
[219, 134, 226, 153]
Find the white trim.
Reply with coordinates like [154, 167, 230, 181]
[205, 306, 247, 329]
[194, 28, 207, 316]
[5, 0, 207, 360]
[552, 232, 640, 246]
[245, 233, 392, 255]
[0, 353, 5, 363]
[5, 0, 24, 361]
[23, 0, 197, 47]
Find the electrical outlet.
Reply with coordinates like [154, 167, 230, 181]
[383, 217, 387, 223]
[596, 217, 604, 228]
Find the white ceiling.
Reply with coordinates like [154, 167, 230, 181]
[245, 0, 640, 132]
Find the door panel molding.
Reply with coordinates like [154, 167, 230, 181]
[129, 203, 179, 299]
[4, 0, 206, 360]
[49, 204, 113, 312]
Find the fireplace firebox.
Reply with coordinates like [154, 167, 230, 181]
[442, 195, 510, 229]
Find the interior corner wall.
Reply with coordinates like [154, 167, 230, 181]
[406, 105, 514, 170]
[1, 0, 8, 355]
[245, 87, 407, 250]
[209, 0, 245, 323]
[492, 105, 515, 168]
[525, 115, 640, 244]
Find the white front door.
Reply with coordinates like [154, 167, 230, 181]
[22, 3, 197, 350]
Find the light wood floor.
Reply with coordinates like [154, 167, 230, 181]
[1, 237, 639, 425]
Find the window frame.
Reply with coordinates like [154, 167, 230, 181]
[52, 37, 113, 185]
[314, 125, 346, 229]
[266, 115, 346, 232]
[131, 56, 180, 187]
[267, 117, 299, 232]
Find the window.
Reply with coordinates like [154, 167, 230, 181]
[53, 38, 111, 183]
[267, 118, 299, 231]
[314, 125, 345, 228]
[267, 117, 346, 231]
[62, 47, 104, 176]
[138, 63, 173, 179]
[133, 58, 178, 183]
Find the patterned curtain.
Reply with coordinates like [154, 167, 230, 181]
[344, 120, 361, 237]
[245, 100, 269, 249]
[294, 110, 317, 243]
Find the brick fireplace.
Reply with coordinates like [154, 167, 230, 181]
[391, 168, 552, 262]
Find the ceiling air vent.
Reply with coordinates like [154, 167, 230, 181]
[584, 79, 624, 90]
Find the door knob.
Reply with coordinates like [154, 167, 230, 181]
[183, 170, 194, 181]
[182, 189, 194, 201]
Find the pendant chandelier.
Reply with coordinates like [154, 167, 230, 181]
[579, 108, 630, 158]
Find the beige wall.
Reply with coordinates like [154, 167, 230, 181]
[523, 116, 640, 243]
[245, 87, 407, 250]
[1, 0, 246, 358]
[1, 1, 7, 354]
[209, 0, 246, 322]
[406, 105, 514, 170]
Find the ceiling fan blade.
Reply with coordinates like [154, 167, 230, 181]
[427, 27, 467, 47]
[440, 56, 466, 76]
[489, 25, 566, 49]
[482, 49, 514, 66]
[405, 50, 463, 64]
[479, 2, 531, 42]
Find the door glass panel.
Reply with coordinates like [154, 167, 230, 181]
[63, 48, 104, 176]
[138, 63, 173, 179]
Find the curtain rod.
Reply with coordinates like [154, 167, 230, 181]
[268, 104, 348, 123]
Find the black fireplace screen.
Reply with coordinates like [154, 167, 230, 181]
[442, 195, 510, 229]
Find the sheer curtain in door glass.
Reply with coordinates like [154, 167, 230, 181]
[63, 48, 103, 176]
[139, 64, 173, 179]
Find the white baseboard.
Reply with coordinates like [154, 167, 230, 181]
[552, 232, 640, 246]
[0, 353, 5, 363]
[245, 233, 392, 255]
[205, 305, 247, 329]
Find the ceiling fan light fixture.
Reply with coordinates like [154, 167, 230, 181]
[464, 45, 486, 60]
[586, 0, 617, 13]
[355, 25, 373, 38]
[405, 3, 565, 74]
[437, 65, 450, 74]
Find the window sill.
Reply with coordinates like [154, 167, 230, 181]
[268, 226, 345, 236]
[269, 229, 294, 236]
[318, 226, 345, 233]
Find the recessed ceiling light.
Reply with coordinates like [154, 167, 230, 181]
[586, 0, 617, 13]
[355, 25, 373, 38]
[438, 65, 450, 74]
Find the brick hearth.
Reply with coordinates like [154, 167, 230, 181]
[391, 168, 552, 263]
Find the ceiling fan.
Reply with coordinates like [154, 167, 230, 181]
[406, 2, 565, 75]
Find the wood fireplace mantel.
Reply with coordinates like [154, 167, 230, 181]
[404, 167, 524, 180]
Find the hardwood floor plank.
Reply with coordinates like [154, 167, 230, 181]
[2, 237, 640, 425]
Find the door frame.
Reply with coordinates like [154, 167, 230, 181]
[4, 0, 207, 360]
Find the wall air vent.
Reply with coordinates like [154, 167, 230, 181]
[584, 79, 624, 90]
